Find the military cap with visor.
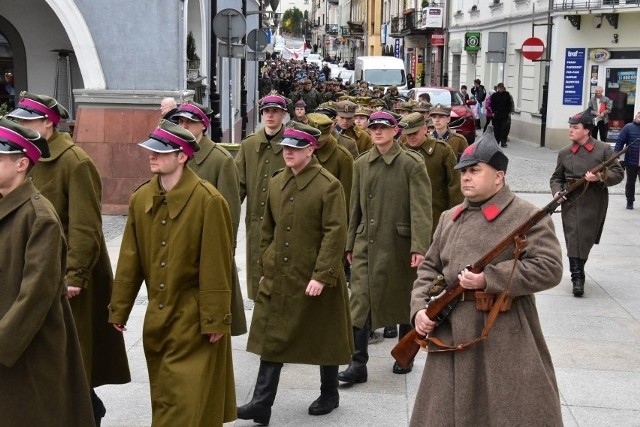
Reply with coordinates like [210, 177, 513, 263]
[7, 91, 70, 127]
[354, 105, 372, 117]
[279, 122, 321, 149]
[401, 112, 427, 135]
[335, 100, 358, 118]
[368, 111, 399, 128]
[0, 116, 50, 163]
[138, 120, 200, 159]
[171, 101, 212, 131]
[315, 102, 338, 119]
[454, 126, 508, 172]
[259, 94, 288, 111]
[430, 103, 452, 116]
[306, 113, 333, 135]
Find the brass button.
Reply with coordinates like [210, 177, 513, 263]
[261, 202, 265, 206]
[369, 240, 374, 244]
[370, 219, 375, 224]
[160, 261, 166, 267]
[289, 197, 294, 202]
[161, 219, 167, 225]
[266, 159, 270, 163]
[263, 174, 268, 178]
[286, 226, 291, 231]
[159, 283, 165, 289]
[161, 241, 167, 246]
[284, 242, 289, 247]
[368, 194, 373, 199]
[158, 304, 164, 309]
[262, 188, 267, 192]
[283, 257, 289, 262]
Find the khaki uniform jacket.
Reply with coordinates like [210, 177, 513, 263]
[28, 130, 130, 387]
[109, 168, 236, 426]
[404, 137, 463, 234]
[0, 181, 94, 427]
[347, 141, 432, 329]
[330, 128, 359, 158]
[410, 186, 563, 426]
[343, 125, 373, 154]
[189, 136, 247, 335]
[550, 138, 624, 259]
[433, 129, 468, 160]
[316, 134, 354, 214]
[247, 159, 353, 364]
[236, 127, 286, 299]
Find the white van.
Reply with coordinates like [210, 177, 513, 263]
[354, 56, 407, 91]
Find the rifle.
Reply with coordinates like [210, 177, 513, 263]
[391, 140, 637, 369]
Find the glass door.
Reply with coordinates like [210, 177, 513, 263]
[603, 67, 638, 143]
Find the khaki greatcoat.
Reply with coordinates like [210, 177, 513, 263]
[316, 134, 354, 214]
[433, 129, 468, 160]
[404, 137, 463, 234]
[109, 168, 236, 426]
[247, 159, 353, 364]
[344, 125, 373, 154]
[236, 127, 286, 299]
[410, 186, 563, 426]
[189, 136, 247, 335]
[28, 129, 130, 387]
[0, 181, 95, 427]
[550, 138, 624, 259]
[347, 141, 432, 329]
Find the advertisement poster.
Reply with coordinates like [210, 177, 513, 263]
[416, 55, 424, 87]
[604, 68, 637, 142]
[562, 48, 585, 105]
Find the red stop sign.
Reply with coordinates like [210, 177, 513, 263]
[325, 39, 331, 45]
[521, 37, 544, 60]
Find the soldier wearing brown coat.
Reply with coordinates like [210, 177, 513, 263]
[430, 103, 469, 160]
[339, 111, 432, 383]
[236, 94, 288, 299]
[239, 123, 353, 424]
[173, 101, 247, 335]
[8, 92, 130, 425]
[550, 110, 624, 296]
[109, 121, 236, 426]
[411, 132, 564, 426]
[402, 112, 463, 233]
[335, 100, 373, 153]
[0, 118, 95, 427]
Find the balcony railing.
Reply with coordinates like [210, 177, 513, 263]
[326, 24, 339, 35]
[553, 0, 639, 10]
[390, 16, 403, 35]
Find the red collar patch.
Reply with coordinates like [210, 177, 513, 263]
[481, 204, 502, 221]
[571, 141, 594, 154]
[451, 204, 467, 221]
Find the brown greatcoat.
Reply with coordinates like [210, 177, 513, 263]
[0, 180, 95, 427]
[109, 168, 236, 426]
[347, 141, 432, 329]
[433, 129, 469, 160]
[550, 137, 624, 259]
[331, 128, 359, 158]
[404, 136, 463, 234]
[28, 129, 130, 387]
[410, 185, 563, 426]
[343, 124, 373, 153]
[247, 159, 353, 364]
[236, 126, 286, 299]
[316, 133, 354, 213]
[189, 135, 247, 335]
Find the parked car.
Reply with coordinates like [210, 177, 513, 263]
[338, 69, 355, 85]
[406, 87, 476, 144]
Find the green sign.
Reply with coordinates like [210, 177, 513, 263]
[465, 32, 481, 52]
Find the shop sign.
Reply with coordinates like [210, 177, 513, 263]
[590, 48, 610, 62]
[431, 34, 445, 46]
[465, 32, 481, 52]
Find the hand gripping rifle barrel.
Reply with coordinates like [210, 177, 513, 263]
[391, 139, 637, 369]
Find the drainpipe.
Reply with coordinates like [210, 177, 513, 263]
[209, 0, 223, 141]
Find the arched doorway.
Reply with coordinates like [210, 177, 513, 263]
[0, 15, 26, 112]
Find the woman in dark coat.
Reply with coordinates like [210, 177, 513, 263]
[239, 122, 353, 425]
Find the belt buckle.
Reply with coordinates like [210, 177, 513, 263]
[460, 291, 466, 302]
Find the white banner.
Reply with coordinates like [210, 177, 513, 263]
[281, 46, 304, 60]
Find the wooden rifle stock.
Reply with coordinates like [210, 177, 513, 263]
[391, 141, 635, 368]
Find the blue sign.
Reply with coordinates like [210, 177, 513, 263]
[394, 39, 400, 58]
[563, 48, 585, 106]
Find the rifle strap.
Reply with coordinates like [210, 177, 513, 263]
[424, 234, 526, 353]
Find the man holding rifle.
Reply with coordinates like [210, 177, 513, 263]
[550, 110, 624, 297]
[410, 129, 564, 426]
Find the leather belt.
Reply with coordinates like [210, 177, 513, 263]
[459, 290, 476, 302]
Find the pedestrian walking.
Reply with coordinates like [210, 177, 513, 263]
[614, 110, 640, 209]
[109, 120, 236, 426]
[588, 86, 613, 142]
[471, 79, 487, 129]
[8, 91, 130, 426]
[410, 129, 564, 426]
[238, 122, 353, 424]
[550, 110, 624, 296]
[338, 111, 432, 383]
[489, 83, 513, 147]
[236, 95, 287, 300]
[0, 117, 95, 427]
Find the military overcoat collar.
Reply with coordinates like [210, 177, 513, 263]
[570, 138, 595, 154]
[315, 135, 338, 163]
[192, 136, 215, 165]
[451, 185, 515, 222]
[144, 167, 202, 219]
[279, 157, 322, 191]
[367, 139, 402, 165]
[41, 129, 74, 162]
[415, 136, 436, 156]
[257, 126, 284, 155]
[0, 179, 37, 220]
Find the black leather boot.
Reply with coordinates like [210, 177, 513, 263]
[383, 325, 398, 338]
[237, 360, 283, 425]
[91, 389, 106, 427]
[569, 257, 584, 297]
[392, 324, 414, 374]
[309, 365, 339, 415]
[338, 323, 369, 384]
